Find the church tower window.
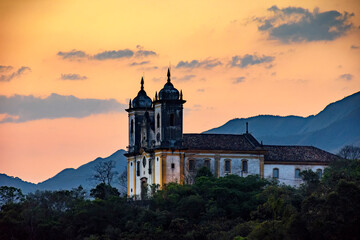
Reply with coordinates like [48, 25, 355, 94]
[170, 113, 175, 126]
[137, 161, 140, 176]
[131, 119, 134, 133]
[148, 159, 152, 174]
[157, 114, 160, 128]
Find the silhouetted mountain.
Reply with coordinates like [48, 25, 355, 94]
[0, 174, 36, 194]
[0, 149, 127, 194]
[204, 91, 360, 153]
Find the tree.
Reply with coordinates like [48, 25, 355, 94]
[0, 186, 24, 206]
[338, 145, 360, 160]
[93, 160, 118, 186]
[90, 183, 120, 200]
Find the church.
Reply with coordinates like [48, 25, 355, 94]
[125, 69, 339, 199]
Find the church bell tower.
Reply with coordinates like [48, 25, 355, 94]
[153, 68, 186, 149]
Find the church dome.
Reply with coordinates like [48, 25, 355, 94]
[159, 69, 179, 100]
[132, 77, 152, 109]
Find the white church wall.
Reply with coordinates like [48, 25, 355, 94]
[128, 160, 134, 197]
[154, 155, 161, 185]
[264, 164, 326, 187]
[166, 154, 181, 183]
[219, 155, 261, 177]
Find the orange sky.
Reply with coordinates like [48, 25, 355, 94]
[0, 0, 359, 183]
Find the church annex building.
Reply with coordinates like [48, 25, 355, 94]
[125, 69, 339, 199]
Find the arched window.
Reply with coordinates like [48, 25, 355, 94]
[189, 159, 195, 171]
[273, 168, 279, 179]
[142, 157, 146, 167]
[148, 159, 152, 174]
[131, 119, 134, 133]
[170, 113, 175, 126]
[316, 169, 322, 179]
[225, 159, 231, 173]
[295, 168, 301, 178]
[136, 161, 140, 176]
[242, 159, 248, 173]
[204, 159, 210, 169]
[157, 114, 160, 128]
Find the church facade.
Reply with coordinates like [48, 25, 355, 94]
[125, 69, 339, 199]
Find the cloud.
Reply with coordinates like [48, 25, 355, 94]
[130, 61, 150, 66]
[256, 6, 354, 43]
[233, 76, 246, 84]
[57, 50, 88, 60]
[339, 73, 353, 81]
[230, 54, 274, 68]
[0, 93, 126, 123]
[197, 89, 205, 92]
[174, 74, 196, 82]
[0, 65, 13, 72]
[176, 59, 222, 69]
[351, 45, 359, 49]
[0, 66, 31, 82]
[93, 49, 134, 60]
[60, 73, 87, 80]
[58, 47, 157, 61]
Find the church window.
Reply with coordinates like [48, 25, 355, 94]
[204, 159, 210, 169]
[225, 159, 231, 173]
[137, 161, 140, 176]
[131, 119, 134, 133]
[148, 159, 152, 174]
[316, 169, 322, 179]
[273, 168, 279, 179]
[295, 168, 301, 178]
[157, 114, 160, 128]
[189, 159, 195, 171]
[170, 113, 175, 126]
[142, 157, 146, 167]
[131, 188, 133, 193]
[171, 163, 175, 169]
[242, 160, 248, 173]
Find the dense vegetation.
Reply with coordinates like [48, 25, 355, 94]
[1, 158, 359, 240]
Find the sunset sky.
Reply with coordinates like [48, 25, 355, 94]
[0, 0, 359, 183]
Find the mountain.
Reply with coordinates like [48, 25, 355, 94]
[0, 149, 127, 194]
[204, 91, 360, 153]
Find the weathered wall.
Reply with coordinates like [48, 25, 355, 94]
[264, 164, 325, 187]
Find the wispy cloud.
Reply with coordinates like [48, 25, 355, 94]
[93, 49, 134, 60]
[0, 65, 13, 72]
[339, 73, 353, 81]
[350, 45, 359, 49]
[60, 73, 88, 80]
[256, 6, 354, 43]
[176, 59, 222, 69]
[230, 54, 274, 68]
[58, 46, 157, 61]
[57, 50, 88, 60]
[130, 61, 150, 66]
[173, 74, 196, 82]
[0, 93, 126, 123]
[233, 76, 246, 84]
[0, 66, 31, 82]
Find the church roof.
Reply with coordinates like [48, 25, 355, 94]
[262, 145, 340, 163]
[182, 133, 339, 163]
[183, 133, 261, 151]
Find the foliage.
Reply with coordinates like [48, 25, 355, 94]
[0, 160, 359, 240]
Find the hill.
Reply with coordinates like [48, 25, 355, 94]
[0, 149, 127, 194]
[204, 91, 360, 153]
